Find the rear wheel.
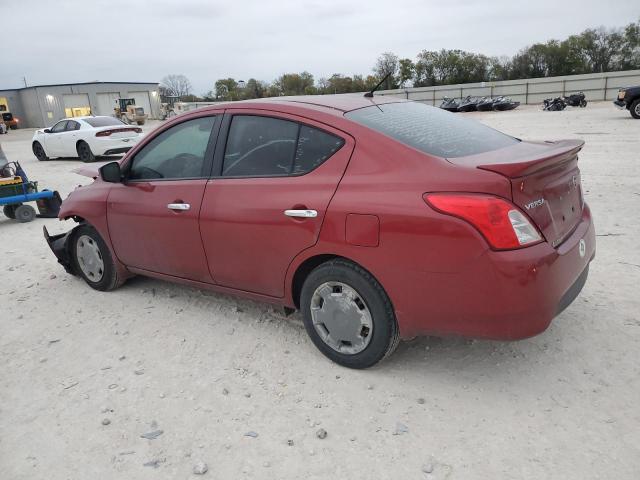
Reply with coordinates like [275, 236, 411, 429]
[300, 259, 399, 369]
[32, 141, 49, 161]
[14, 204, 36, 223]
[3, 204, 17, 219]
[70, 225, 121, 291]
[631, 99, 640, 119]
[76, 141, 95, 162]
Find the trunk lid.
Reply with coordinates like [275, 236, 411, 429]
[449, 139, 585, 248]
[94, 125, 140, 138]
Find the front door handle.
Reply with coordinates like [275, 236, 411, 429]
[168, 203, 191, 211]
[284, 209, 317, 218]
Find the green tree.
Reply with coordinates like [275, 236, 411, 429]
[398, 58, 415, 87]
[373, 52, 399, 89]
[214, 78, 238, 100]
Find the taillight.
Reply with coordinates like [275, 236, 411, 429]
[95, 127, 141, 137]
[423, 193, 543, 250]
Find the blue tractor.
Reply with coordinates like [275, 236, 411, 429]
[0, 161, 61, 222]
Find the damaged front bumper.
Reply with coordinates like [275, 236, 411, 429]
[613, 99, 626, 109]
[43, 225, 77, 275]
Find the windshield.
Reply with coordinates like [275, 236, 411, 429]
[345, 101, 519, 158]
[84, 117, 126, 127]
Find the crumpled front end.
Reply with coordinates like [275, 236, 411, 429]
[43, 225, 77, 275]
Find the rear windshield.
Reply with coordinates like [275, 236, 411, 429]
[84, 117, 125, 127]
[345, 101, 519, 158]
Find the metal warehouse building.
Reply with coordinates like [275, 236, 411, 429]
[0, 81, 161, 128]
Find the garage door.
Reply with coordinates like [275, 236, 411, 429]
[96, 92, 120, 116]
[129, 91, 152, 118]
[63, 93, 91, 117]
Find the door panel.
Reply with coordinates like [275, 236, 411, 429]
[107, 180, 212, 282]
[45, 121, 68, 156]
[106, 114, 219, 281]
[199, 111, 354, 297]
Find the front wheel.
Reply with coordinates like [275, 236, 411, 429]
[631, 99, 640, 119]
[76, 141, 95, 162]
[300, 259, 399, 369]
[70, 225, 122, 291]
[580, 99, 587, 108]
[32, 141, 49, 161]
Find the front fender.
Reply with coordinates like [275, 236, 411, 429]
[54, 181, 132, 281]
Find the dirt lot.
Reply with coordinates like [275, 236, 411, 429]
[1, 102, 639, 479]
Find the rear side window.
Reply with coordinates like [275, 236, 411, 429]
[66, 121, 80, 131]
[294, 126, 344, 174]
[222, 115, 344, 177]
[129, 116, 215, 180]
[345, 102, 518, 158]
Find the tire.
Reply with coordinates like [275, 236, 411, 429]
[70, 224, 121, 291]
[32, 141, 49, 161]
[300, 259, 400, 369]
[76, 141, 95, 162]
[631, 99, 640, 119]
[3, 204, 17, 219]
[580, 100, 587, 108]
[14, 204, 36, 223]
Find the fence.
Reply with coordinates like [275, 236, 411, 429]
[375, 69, 640, 105]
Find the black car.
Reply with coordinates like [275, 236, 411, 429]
[613, 86, 640, 119]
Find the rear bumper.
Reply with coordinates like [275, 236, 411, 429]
[92, 137, 139, 156]
[43, 225, 76, 275]
[396, 205, 596, 340]
[103, 147, 132, 155]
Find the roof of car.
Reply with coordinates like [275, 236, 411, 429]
[202, 94, 407, 116]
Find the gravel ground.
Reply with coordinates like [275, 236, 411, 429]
[1, 102, 639, 479]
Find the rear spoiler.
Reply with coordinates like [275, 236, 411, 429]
[476, 139, 584, 178]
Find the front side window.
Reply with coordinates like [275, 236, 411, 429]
[128, 116, 216, 180]
[222, 115, 344, 177]
[50, 121, 67, 133]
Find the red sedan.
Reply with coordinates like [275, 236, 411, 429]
[44, 95, 595, 368]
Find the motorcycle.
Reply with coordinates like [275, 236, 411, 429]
[543, 97, 567, 111]
[564, 91, 587, 107]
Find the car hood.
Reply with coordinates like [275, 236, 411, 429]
[73, 161, 111, 179]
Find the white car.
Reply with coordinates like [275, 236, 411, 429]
[32, 116, 142, 162]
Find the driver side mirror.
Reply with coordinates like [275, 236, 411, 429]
[43, 129, 51, 133]
[99, 161, 122, 183]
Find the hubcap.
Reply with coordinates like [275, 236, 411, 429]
[635, 103, 640, 116]
[76, 235, 104, 282]
[310, 282, 373, 355]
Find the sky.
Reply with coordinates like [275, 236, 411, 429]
[2, 0, 639, 93]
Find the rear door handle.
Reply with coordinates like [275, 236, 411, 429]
[168, 203, 190, 211]
[284, 209, 317, 218]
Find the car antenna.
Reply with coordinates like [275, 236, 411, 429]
[364, 73, 391, 98]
